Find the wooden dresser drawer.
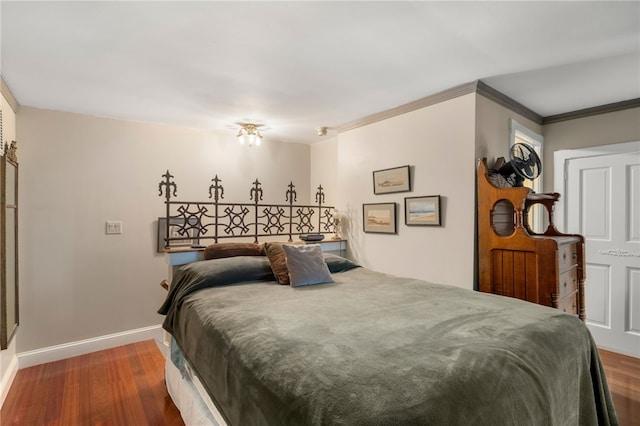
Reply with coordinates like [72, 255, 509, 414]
[558, 243, 579, 271]
[558, 293, 578, 315]
[558, 268, 578, 300]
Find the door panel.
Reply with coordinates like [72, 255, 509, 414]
[566, 151, 640, 356]
[581, 167, 610, 239]
[585, 264, 609, 326]
[629, 164, 640, 241]
[629, 268, 640, 335]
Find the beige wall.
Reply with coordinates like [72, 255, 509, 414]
[17, 107, 310, 352]
[11, 86, 639, 359]
[310, 137, 338, 206]
[542, 107, 640, 192]
[336, 94, 477, 288]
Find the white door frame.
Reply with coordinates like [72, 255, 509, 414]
[553, 140, 640, 232]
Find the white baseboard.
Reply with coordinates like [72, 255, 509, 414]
[17, 325, 164, 369]
[0, 353, 18, 408]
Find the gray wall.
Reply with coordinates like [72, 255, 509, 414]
[542, 107, 640, 192]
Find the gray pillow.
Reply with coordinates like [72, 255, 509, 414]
[282, 244, 334, 287]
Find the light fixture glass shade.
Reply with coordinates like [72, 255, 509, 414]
[237, 123, 262, 147]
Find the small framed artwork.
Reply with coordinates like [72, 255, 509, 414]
[363, 203, 397, 234]
[157, 217, 200, 252]
[405, 195, 441, 226]
[373, 165, 411, 195]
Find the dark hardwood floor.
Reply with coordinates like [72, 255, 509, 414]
[1, 341, 638, 425]
[0, 340, 183, 426]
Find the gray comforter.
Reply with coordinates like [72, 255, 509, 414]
[159, 256, 617, 426]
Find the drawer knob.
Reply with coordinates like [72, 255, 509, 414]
[573, 252, 577, 259]
[563, 253, 567, 260]
[564, 281, 567, 288]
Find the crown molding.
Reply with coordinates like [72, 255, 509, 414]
[335, 79, 640, 134]
[475, 80, 543, 124]
[336, 81, 479, 133]
[542, 98, 640, 124]
[335, 80, 544, 133]
[0, 76, 19, 113]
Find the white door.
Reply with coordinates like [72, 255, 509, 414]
[565, 151, 640, 357]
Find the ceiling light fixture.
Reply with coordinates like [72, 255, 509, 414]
[237, 123, 263, 147]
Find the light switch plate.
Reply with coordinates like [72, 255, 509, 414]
[105, 221, 122, 234]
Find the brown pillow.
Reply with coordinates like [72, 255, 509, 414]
[264, 242, 290, 285]
[204, 242, 265, 260]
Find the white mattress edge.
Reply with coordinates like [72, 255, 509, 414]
[165, 353, 228, 426]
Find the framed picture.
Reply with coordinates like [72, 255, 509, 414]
[363, 203, 397, 234]
[405, 195, 441, 226]
[157, 217, 200, 252]
[373, 165, 411, 195]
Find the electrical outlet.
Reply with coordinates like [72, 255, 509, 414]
[105, 221, 123, 235]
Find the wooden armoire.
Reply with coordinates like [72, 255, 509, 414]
[477, 158, 585, 320]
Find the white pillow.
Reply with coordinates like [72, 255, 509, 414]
[282, 244, 334, 287]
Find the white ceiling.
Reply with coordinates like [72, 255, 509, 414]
[1, 1, 638, 144]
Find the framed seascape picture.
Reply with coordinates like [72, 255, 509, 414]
[157, 217, 200, 252]
[372, 165, 411, 195]
[363, 203, 397, 234]
[405, 195, 441, 226]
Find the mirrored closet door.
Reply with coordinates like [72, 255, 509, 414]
[1, 141, 18, 349]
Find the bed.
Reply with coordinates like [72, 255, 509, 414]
[158, 245, 617, 426]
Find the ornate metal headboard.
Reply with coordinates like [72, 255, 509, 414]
[158, 171, 335, 249]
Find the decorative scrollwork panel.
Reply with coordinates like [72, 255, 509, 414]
[158, 172, 335, 248]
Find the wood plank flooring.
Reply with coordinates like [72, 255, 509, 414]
[599, 349, 640, 426]
[0, 340, 183, 426]
[1, 341, 638, 425]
